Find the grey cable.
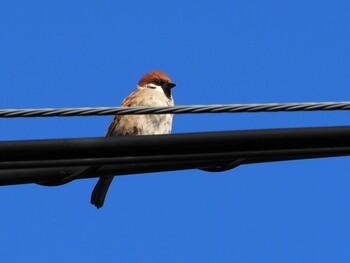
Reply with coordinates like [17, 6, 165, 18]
[1, 101, 350, 118]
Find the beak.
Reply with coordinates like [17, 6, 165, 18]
[164, 82, 176, 89]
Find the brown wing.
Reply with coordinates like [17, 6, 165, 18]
[105, 115, 121, 137]
[105, 90, 139, 137]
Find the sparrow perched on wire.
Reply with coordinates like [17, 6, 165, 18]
[91, 70, 176, 208]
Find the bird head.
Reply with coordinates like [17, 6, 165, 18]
[137, 70, 176, 99]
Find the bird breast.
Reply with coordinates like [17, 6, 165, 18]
[108, 89, 174, 136]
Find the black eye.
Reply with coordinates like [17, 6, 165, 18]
[154, 80, 163, 86]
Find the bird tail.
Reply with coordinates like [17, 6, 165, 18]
[91, 176, 114, 209]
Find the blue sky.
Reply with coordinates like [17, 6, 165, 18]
[1, 1, 350, 262]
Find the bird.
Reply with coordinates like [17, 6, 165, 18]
[91, 70, 176, 208]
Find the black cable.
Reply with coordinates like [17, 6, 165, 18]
[1, 101, 350, 118]
[1, 126, 350, 186]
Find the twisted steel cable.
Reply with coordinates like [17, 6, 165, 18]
[1, 101, 350, 118]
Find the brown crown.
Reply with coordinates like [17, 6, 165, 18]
[138, 70, 172, 86]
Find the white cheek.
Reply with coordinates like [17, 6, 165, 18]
[138, 84, 165, 95]
[148, 83, 165, 94]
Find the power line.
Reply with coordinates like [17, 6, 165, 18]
[1, 126, 350, 186]
[1, 101, 350, 118]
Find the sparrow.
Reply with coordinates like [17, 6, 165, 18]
[91, 70, 176, 208]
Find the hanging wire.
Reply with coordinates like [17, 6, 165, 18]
[1, 101, 350, 118]
[1, 125, 350, 186]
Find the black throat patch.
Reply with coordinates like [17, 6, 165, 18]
[162, 87, 172, 99]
